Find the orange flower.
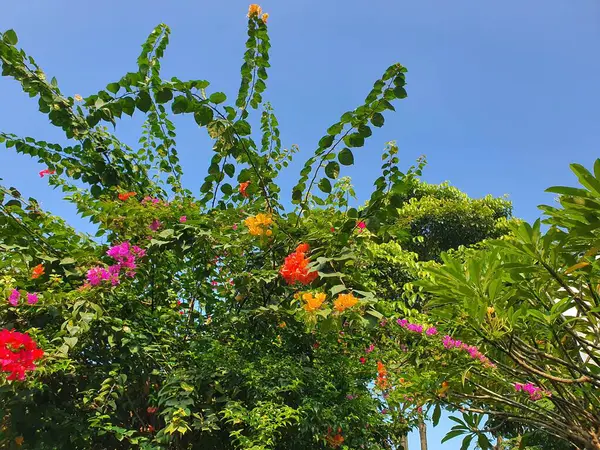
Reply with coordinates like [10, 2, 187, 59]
[296, 243, 310, 253]
[247, 4, 262, 17]
[325, 427, 344, 448]
[280, 248, 318, 285]
[333, 293, 358, 312]
[74, 94, 83, 102]
[244, 213, 273, 236]
[31, 264, 45, 279]
[118, 191, 137, 201]
[376, 361, 389, 389]
[15, 436, 24, 446]
[262, 13, 269, 23]
[239, 181, 250, 198]
[487, 306, 495, 315]
[302, 292, 326, 312]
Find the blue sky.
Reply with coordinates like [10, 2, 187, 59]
[1, 0, 599, 448]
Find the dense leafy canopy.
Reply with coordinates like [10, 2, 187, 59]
[1, 6, 597, 450]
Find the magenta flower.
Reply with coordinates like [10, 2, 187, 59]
[515, 382, 549, 401]
[426, 326, 438, 336]
[179, 216, 187, 223]
[346, 394, 355, 400]
[232, 224, 238, 231]
[365, 344, 375, 354]
[39, 168, 55, 178]
[149, 219, 162, 231]
[26, 293, 39, 305]
[407, 323, 423, 333]
[357, 221, 366, 231]
[8, 289, 20, 306]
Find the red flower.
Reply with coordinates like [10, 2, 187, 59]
[0, 329, 44, 381]
[357, 221, 366, 231]
[359, 357, 366, 364]
[239, 181, 251, 198]
[376, 361, 389, 389]
[118, 192, 137, 201]
[280, 246, 318, 285]
[147, 406, 158, 414]
[38, 169, 55, 178]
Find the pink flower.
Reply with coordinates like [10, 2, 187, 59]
[397, 319, 408, 327]
[211, 281, 218, 286]
[515, 382, 550, 401]
[232, 224, 238, 231]
[26, 293, 39, 305]
[365, 344, 375, 354]
[379, 320, 387, 327]
[152, 198, 161, 204]
[357, 221, 366, 231]
[39, 169, 55, 178]
[179, 216, 187, 223]
[149, 219, 162, 231]
[406, 323, 423, 333]
[346, 394, 355, 400]
[426, 326, 438, 336]
[8, 289, 20, 306]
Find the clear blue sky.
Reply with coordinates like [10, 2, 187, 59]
[2, 1, 599, 448]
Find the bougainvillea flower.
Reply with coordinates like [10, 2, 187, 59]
[38, 169, 55, 178]
[149, 219, 162, 231]
[26, 293, 39, 305]
[280, 247, 318, 285]
[296, 243, 310, 253]
[325, 427, 344, 448]
[357, 221, 366, 230]
[179, 216, 187, 223]
[247, 4, 262, 17]
[515, 382, 550, 401]
[262, 13, 269, 23]
[31, 264, 45, 279]
[118, 191, 137, 201]
[0, 329, 44, 380]
[333, 293, 358, 312]
[359, 356, 366, 364]
[302, 292, 326, 312]
[244, 213, 272, 236]
[376, 361, 389, 389]
[426, 326, 438, 335]
[239, 181, 251, 198]
[365, 344, 375, 353]
[8, 289, 20, 306]
[74, 94, 83, 102]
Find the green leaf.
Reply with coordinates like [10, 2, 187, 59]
[136, 91, 152, 112]
[318, 135, 335, 149]
[393, 86, 407, 98]
[344, 134, 364, 148]
[338, 148, 354, 166]
[171, 96, 189, 114]
[90, 185, 102, 198]
[60, 257, 76, 265]
[325, 161, 340, 179]
[106, 83, 120, 94]
[432, 404, 441, 426]
[3, 30, 18, 45]
[460, 435, 474, 450]
[209, 92, 227, 104]
[330, 285, 346, 296]
[318, 178, 332, 193]
[155, 88, 173, 103]
[371, 112, 385, 127]
[441, 430, 465, 444]
[194, 107, 214, 126]
[224, 163, 235, 178]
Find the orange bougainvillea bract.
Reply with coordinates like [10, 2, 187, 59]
[280, 244, 318, 285]
[376, 361, 389, 389]
[247, 4, 262, 17]
[325, 427, 344, 448]
[118, 191, 137, 201]
[333, 292, 358, 312]
[302, 292, 326, 312]
[0, 329, 44, 381]
[244, 213, 273, 236]
[31, 264, 44, 279]
[239, 181, 250, 198]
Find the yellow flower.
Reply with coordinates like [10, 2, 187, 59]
[333, 293, 358, 312]
[247, 4, 262, 17]
[487, 306, 495, 315]
[262, 13, 269, 23]
[74, 94, 83, 102]
[278, 321, 286, 328]
[244, 213, 273, 236]
[302, 292, 326, 312]
[15, 436, 24, 446]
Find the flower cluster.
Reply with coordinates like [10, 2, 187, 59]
[118, 191, 137, 201]
[376, 361, 389, 389]
[0, 329, 44, 380]
[397, 319, 437, 335]
[333, 293, 358, 312]
[302, 292, 326, 312]
[244, 213, 273, 236]
[325, 427, 344, 448]
[247, 4, 269, 23]
[280, 244, 318, 285]
[515, 382, 551, 401]
[31, 263, 45, 279]
[239, 181, 250, 198]
[442, 335, 495, 368]
[86, 242, 145, 287]
[7, 289, 39, 306]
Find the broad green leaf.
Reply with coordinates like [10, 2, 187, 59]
[338, 148, 354, 166]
